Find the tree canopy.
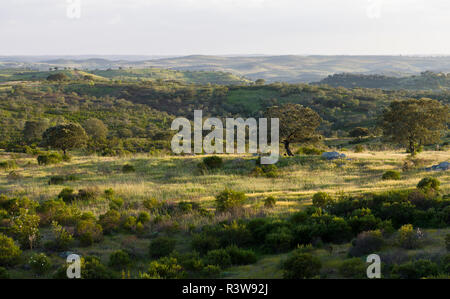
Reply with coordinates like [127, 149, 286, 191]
[380, 98, 449, 155]
[266, 103, 322, 156]
[42, 123, 88, 154]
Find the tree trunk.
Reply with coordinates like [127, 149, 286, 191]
[283, 140, 294, 156]
[408, 141, 416, 156]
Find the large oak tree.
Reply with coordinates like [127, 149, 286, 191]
[266, 103, 322, 156]
[380, 98, 449, 155]
[42, 123, 88, 155]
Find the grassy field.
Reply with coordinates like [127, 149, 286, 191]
[0, 147, 448, 278]
[2, 150, 447, 209]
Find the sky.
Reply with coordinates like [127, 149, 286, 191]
[1, 0, 450, 56]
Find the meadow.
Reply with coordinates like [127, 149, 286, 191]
[1, 145, 448, 279]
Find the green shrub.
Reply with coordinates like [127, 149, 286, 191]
[382, 170, 401, 180]
[149, 236, 176, 258]
[29, 253, 51, 275]
[191, 234, 220, 255]
[178, 201, 193, 213]
[312, 192, 333, 209]
[58, 188, 76, 203]
[109, 250, 131, 270]
[76, 219, 103, 246]
[397, 224, 419, 249]
[143, 198, 161, 212]
[417, 177, 440, 191]
[265, 227, 293, 253]
[109, 197, 124, 210]
[203, 156, 223, 169]
[48, 175, 77, 185]
[104, 188, 115, 200]
[264, 196, 276, 208]
[225, 245, 257, 265]
[81, 256, 115, 279]
[338, 258, 366, 279]
[282, 251, 322, 279]
[394, 259, 439, 279]
[0, 233, 21, 266]
[201, 265, 221, 278]
[215, 189, 246, 213]
[204, 249, 232, 268]
[296, 147, 324, 155]
[37, 153, 62, 165]
[122, 164, 135, 173]
[77, 187, 99, 201]
[145, 257, 185, 279]
[349, 230, 384, 257]
[48, 221, 73, 251]
[354, 145, 365, 153]
[98, 210, 121, 234]
[137, 212, 151, 224]
[122, 216, 137, 232]
[0, 160, 17, 170]
[446, 234, 450, 252]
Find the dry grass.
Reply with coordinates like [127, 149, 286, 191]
[0, 150, 448, 215]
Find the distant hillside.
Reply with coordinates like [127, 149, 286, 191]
[0, 68, 252, 85]
[4, 55, 450, 83]
[315, 71, 450, 90]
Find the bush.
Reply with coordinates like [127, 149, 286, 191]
[122, 216, 137, 232]
[145, 257, 185, 279]
[417, 177, 440, 192]
[296, 147, 324, 156]
[149, 236, 176, 258]
[37, 153, 62, 165]
[48, 221, 73, 251]
[109, 250, 131, 270]
[76, 219, 103, 246]
[77, 187, 99, 201]
[215, 189, 246, 213]
[264, 196, 276, 208]
[446, 234, 450, 252]
[382, 170, 401, 180]
[282, 251, 322, 279]
[109, 197, 124, 210]
[191, 234, 220, 255]
[58, 188, 76, 203]
[137, 211, 151, 224]
[0, 160, 17, 170]
[349, 230, 384, 257]
[98, 210, 121, 234]
[354, 145, 365, 153]
[265, 227, 293, 253]
[203, 156, 223, 169]
[29, 253, 51, 275]
[339, 258, 366, 279]
[143, 198, 161, 212]
[81, 256, 115, 279]
[204, 249, 232, 268]
[397, 224, 419, 249]
[225, 245, 257, 265]
[312, 192, 333, 209]
[0, 233, 21, 266]
[394, 259, 439, 279]
[201, 265, 221, 278]
[122, 164, 136, 173]
[48, 175, 77, 185]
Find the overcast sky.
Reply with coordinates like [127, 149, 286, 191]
[1, 0, 450, 56]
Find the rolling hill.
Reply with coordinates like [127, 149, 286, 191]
[4, 55, 450, 84]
